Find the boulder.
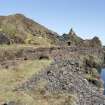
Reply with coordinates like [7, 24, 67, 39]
[0, 32, 10, 44]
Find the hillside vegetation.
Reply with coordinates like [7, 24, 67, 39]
[0, 14, 60, 46]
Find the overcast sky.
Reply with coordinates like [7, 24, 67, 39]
[0, 0, 105, 45]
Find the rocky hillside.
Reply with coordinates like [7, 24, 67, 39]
[0, 13, 103, 48]
[0, 14, 60, 45]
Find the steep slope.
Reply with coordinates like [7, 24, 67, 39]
[0, 14, 60, 45]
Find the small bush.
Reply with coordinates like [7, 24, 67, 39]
[85, 74, 103, 88]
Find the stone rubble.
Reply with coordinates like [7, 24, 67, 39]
[17, 60, 105, 105]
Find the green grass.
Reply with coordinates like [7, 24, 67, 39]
[0, 59, 52, 104]
[0, 60, 51, 86]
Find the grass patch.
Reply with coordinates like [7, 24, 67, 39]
[0, 59, 52, 87]
[0, 59, 52, 104]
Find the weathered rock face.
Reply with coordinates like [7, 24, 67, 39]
[91, 36, 102, 47]
[17, 60, 105, 105]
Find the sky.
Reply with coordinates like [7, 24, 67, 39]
[0, 0, 105, 45]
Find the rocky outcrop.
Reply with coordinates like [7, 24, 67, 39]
[62, 28, 83, 46]
[83, 36, 102, 48]
[103, 46, 105, 67]
[62, 28, 102, 48]
[91, 36, 102, 47]
[0, 32, 10, 44]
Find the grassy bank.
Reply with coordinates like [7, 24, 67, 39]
[0, 59, 52, 104]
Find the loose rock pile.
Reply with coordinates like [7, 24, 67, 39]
[17, 60, 105, 105]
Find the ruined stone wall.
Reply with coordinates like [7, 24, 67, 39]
[0, 46, 103, 62]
